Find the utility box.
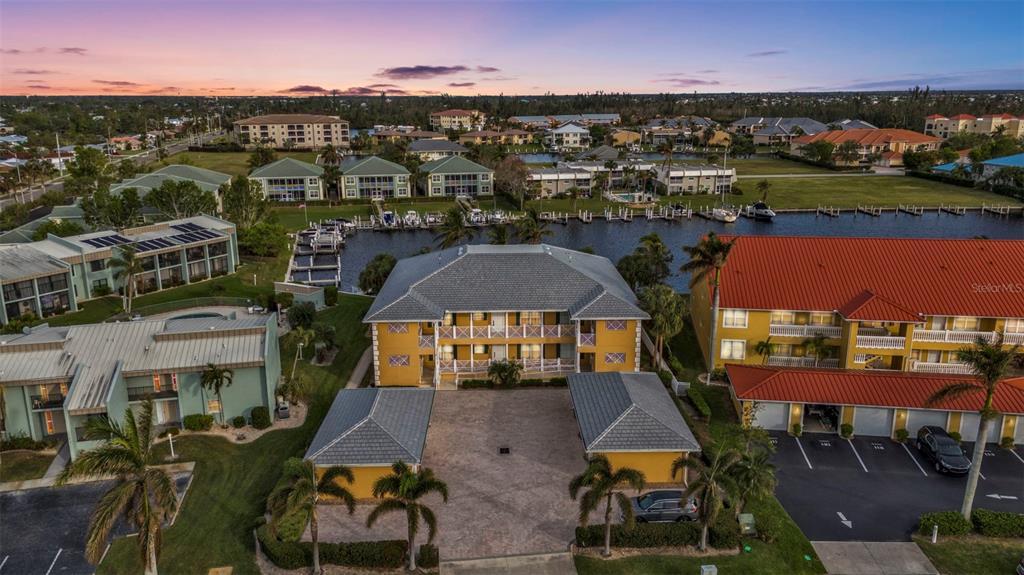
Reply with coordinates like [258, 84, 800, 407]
[700, 565, 718, 575]
[739, 513, 757, 536]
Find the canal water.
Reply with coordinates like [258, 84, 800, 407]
[340, 212, 1022, 293]
[516, 152, 700, 164]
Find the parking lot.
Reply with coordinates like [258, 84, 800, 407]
[0, 474, 192, 575]
[770, 431, 1024, 541]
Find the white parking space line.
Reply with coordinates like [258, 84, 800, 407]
[901, 442, 928, 476]
[45, 549, 63, 575]
[795, 437, 813, 469]
[965, 458, 986, 480]
[0, 555, 8, 572]
[1009, 448, 1024, 465]
[847, 439, 869, 472]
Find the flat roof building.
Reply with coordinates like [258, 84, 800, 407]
[234, 114, 350, 149]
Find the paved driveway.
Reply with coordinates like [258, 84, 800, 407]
[770, 432, 1024, 541]
[316, 389, 589, 561]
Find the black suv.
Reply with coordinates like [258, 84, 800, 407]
[916, 426, 971, 475]
[625, 490, 699, 523]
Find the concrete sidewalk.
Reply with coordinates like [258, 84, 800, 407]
[345, 346, 373, 388]
[440, 552, 578, 575]
[812, 541, 937, 575]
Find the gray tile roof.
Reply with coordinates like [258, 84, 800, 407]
[408, 139, 468, 154]
[364, 244, 648, 323]
[568, 372, 700, 453]
[575, 145, 620, 161]
[418, 155, 491, 175]
[250, 157, 324, 178]
[830, 119, 878, 130]
[341, 156, 410, 177]
[733, 117, 828, 136]
[306, 388, 434, 466]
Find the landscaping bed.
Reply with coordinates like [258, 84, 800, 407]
[914, 534, 1024, 575]
[0, 450, 55, 483]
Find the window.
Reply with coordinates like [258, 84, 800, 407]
[1003, 318, 1024, 333]
[604, 320, 626, 331]
[809, 312, 833, 326]
[92, 278, 109, 290]
[387, 323, 409, 334]
[472, 312, 488, 322]
[722, 309, 748, 328]
[604, 352, 626, 364]
[89, 259, 107, 272]
[952, 317, 980, 331]
[439, 345, 454, 361]
[720, 339, 746, 360]
[520, 312, 542, 325]
[520, 344, 542, 359]
[206, 399, 222, 414]
[473, 344, 488, 355]
[442, 313, 454, 326]
[772, 343, 793, 357]
[770, 311, 795, 325]
[388, 355, 410, 367]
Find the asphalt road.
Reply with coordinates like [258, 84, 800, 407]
[0, 474, 191, 575]
[770, 431, 1024, 541]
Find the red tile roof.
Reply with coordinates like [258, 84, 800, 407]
[925, 114, 947, 120]
[979, 113, 1017, 120]
[713, 236, 1024, 318]
[431, 109, 480, 117]
[727, 365, 1024, 414]
[949, 114, 976, 120]
[792, 128, 940, 146]
[837, 290, 921, 322]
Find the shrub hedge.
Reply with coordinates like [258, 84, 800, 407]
[183, 414, 214, 431]
[906, 169, 976, 188]
[971, 508, 1024, 537]
[686, 386, 712, 418]
[0, 432, 56, 452]
[417, 543, 439, 569]
[459, 377, 567, 389]
[256, 523, 408, 569]
[231, 415, 246, 429]
[324, 286, 339, 306]
[251, 406, 272, 429]
[575, 515, 740, 549]
[918, 511, 972, 536]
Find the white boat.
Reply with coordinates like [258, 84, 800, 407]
[468, 208, 487, 225]
[425, 212, 442, 226]
[712, 206, 739, 223]
[381, 211, 398, 228]
[403, 210, 422, 227]
[489, 210, 507, 224]
[745, 201, 776, 221]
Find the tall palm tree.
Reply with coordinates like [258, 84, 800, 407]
[110, 245, 144, 314]
[565, 186, 581, 212]
[569, 454, 646, 558]
[682, 232, 737, 383]
[603, 160, 617, 192]
[56, 400, 178, 575]
[755, 179, 771, 203]
[268, 458, 356, 575]
[366, 461, 449, 571]
[435, 206, 475, 248]
[672, 442, 740, 551]
[487, 224, 509, 245]
[639, 284, 685, 368]
[319, 144, 340, 165]
[802, 334, 831, 366]
[926, 334, 1019, 519]
[199, 364, 234, 425]
[658, 140, 674, 174]
[754, 337, 774, 365]
[729, 450, 776, 517]
[515, 207, 551, 244]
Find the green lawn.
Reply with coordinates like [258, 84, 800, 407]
[158, 151, 319, 177]
[679, 157, 831, 175]
[0, 451, 54, 482]
[98, 295, 372, 574]
[271, 199, 468, 232]
[914, 535, 1024, 575]
[756, 176, 1022, 209]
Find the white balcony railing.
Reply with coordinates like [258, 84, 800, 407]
[766, 356, 840, 368]
[856, 335, 907, 349]
[1005, 332, 1024, 345]
[579, 333, 596, 346]
[768, 324, 842, 338]
[911, 361, 974, 375]
[418, 335, 433, 349]
[913, 329, 998, 344]
[436, 324, 575, 339]
[439, 357, 576, 374]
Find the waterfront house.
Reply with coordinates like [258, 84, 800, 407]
[509, 114, 621, 128]
[340, 156, 412, 200]
[546, 122, 592, 151]
[457, 129, 532, 146]
[654, 165, 736, 195]
[526, 167, 592, 197]
[789, 128, 941, 166]
[110, 164, 232, 213]
[407, 139, 469, 161]
[728, 117, 828, 146]
[418, 156, 493, 197]
[250, 157, 325, 202]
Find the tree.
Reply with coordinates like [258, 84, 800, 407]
[569, 454, 646, 558]
[658, 140, 674, 174]
[603, 160, 617, 191]
[82, 187, 142, 229]
[802, 333, 832, 366]
[435, 207, 475, 248]
[110, 245, 143, 313]
[926, 334, 1019, 519]
[116, 159, 139, 180]
[800, 140, 835, 164]
[754, 337, 774, 364]
[493, 156, 529, 210]
[319, 143, 340, 165]
[835, 141, 860, 165]
[729, 449, 776, 517]
[321, 164, 341, 199]
[31, 219, 84, 241]
[268, 458, 355, 575]
[146, 180, 217, 219]
[672, 442, 740, 551]
[755, 179, 771, 203]
[238, 222, 287, 257]
[515, 207, 551, 244]
[288, 301, 317, 330]
[487, 359, 523, 387]
[565, 186, 582, 212]
[682, 232, 737, 383]
[639, 284, 686, 368]
[56, 400, 178, 574]
[367, 461, 449, 571]
[248, 145, 277, 169]
[358, 253, 397, 295]
[200, 364, 234, 425]
[487, 224, 509, 245]
[730, 134, 755, 158]
[220, 176, 268, 229]
[65, 146, 113, 194]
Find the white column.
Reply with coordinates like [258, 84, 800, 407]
[433, 321, 440, 387]
[575, 320, 581, 373]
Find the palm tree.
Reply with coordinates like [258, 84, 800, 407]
[435, 206, 475, 248]
[639, 284, 685, 369]
[672, 442, 740, 551]
[321, 164, 341, 199]
[488, 224, 509, 245]
[515, 207, 551, 244]
[569, 454, 645, 557]
[56, 400, 178, 574]
[926, 334, 1019, 519]
[268, 458, 356, 575]
[110, 245, 144, 314]
[682, 233, 737, 383]
[565, 186, 581, 212]
[802, 334, 831, 366]
[319, 144, 340, 165]
[200, 364, 234, 425]
[487, 359, 523, 387]
[754, 337, 774, 364]
[366, 461, 449, 571]
[755, 179, 771, 203]
[658, 140, 674, 174]
[729, 450, 776, 517]
[603, 160, 617, 191]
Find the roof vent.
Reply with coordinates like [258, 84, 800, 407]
[498, 447, 510, 455]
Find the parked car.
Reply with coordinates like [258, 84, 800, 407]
[276, 400, 290, 420]
[1016, 555, 1024, 575]
[916, 426, 971, 475]
[625, 490, 699, 523]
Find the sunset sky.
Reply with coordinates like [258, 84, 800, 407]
[1, 0, 1022, 97]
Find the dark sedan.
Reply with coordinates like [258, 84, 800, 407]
[916, 425, 971, 475]
[624, 490, 699, 523]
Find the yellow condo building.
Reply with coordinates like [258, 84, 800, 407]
[363, 244, 649, 388]
[691, 236, 1024, 443]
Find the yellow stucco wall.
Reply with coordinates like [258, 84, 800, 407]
[375, 322, 425, 386]
[1001, 415, 1018, 442]
[947, 412, 963, 435]
[594, 320, 638, 372]
[316, 465, 392, 500]
[602, 451, 685, 484]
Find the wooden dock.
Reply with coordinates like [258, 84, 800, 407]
[816, 205, 840, 218]
[982, 204, 1013, 216]
[857, 205, 883, 217]
[898, 204, 924, 216]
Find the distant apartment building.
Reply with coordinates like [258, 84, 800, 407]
[429, 109, 486, 132]
[110, 164, 232, 214]
[527, 167, 592, 197]
[249, 158, 325, 202]
[340, 156, 411, 200]
[0, 215, 239, 325]
[558, 159, 655, 188]
[729, 117, 828, 146]
[371, 129, 445, 145]
[458, 129, 532, 146]
[407, 139, 469, 161]
[419, 156, 493, 197]
[0, 314, 281, 460]
[609, 129, 641, 147]
[509, 114, 621, 128]
[234, 114, 350, 149]
[546, 122, 592, 151]
[924, 113, 1023, 139]
[790, 128, 941, 167]
[655, 165, 736, 195]
[109, 136, 143, 151]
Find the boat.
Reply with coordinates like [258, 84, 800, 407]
[745, 201, 776, 221]
[489, 210, 507, 224]
[403, 210, 422, 228]
[712, 206, 739, 223]
[425, 212, 442, 226]
[381, 211, 398, 228]
[468, 208, 487, 225]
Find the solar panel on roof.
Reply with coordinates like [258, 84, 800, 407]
[82, 235, 131, 248]
[171, 222, 203, 232]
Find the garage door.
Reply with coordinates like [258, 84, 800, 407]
[959, 413, 981, 442]
[752, 402, 788, 431]
[906, 409, 949, 435]
[1016, 416, 1024, 444]
[854, 407, 894, 437]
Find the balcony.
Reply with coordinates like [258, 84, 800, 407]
[1005, 332, 1024, 346]
[768, 324, 842, 338]
[436, 324, 575, 340]
[31, 393, 65, 410]
[913, 329, 998, 344]
[127, 387, 179, 401]
[418, 335, 434, 349]
[579, 333, 596, 346]
[438, 357, 576, 375]
[911, 361, 974, 375]
[855, 335, 906, 350]
[766, 356, 840, 368]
